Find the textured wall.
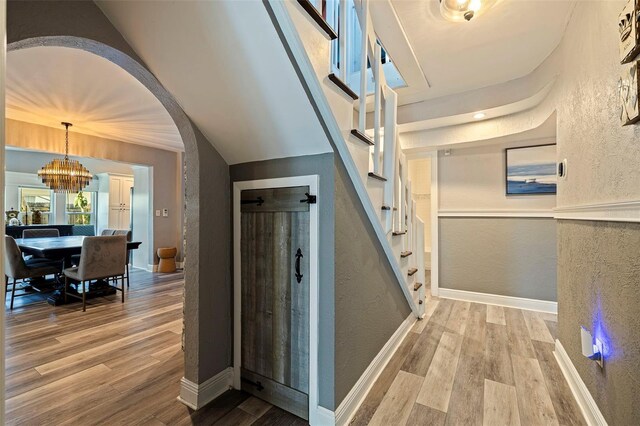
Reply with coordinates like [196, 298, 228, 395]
[557, 221, 640, 424]
[553, 2, 640, 424]
[230, 153, 336, 410]
[439, 217, 557, 301]
[334, 159, 411, 407]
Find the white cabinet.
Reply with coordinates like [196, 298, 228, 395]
[97, 174, 134, 232]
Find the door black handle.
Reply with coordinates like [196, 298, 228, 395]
[295, 248, 303, 283]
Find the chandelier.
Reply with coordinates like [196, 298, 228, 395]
[38, 122, 92, 193]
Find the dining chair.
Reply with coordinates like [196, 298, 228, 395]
[114, 229, 132, 288]
[71, 229, 118, 266]
[101, 229, 116, 236]
[22, 229, 60, 239]
[63, 235, 127, 311]
[4, 236, 62, 310]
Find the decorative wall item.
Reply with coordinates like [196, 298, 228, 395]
[619, 0, 640, 64]
[619, 60, 640, 124]
[5, 208, 20, 225]
[505, 144, 557, 195]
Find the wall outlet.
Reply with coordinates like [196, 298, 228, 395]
[155, 210, 161, 217]
[162, 208, 169, 217]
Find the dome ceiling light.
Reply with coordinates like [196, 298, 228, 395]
[439, 0, 498, 22]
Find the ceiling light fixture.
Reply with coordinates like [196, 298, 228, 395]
[473, 112, 486, 119]
[38, 122, 93, 193]
[439, 0, 497, 22]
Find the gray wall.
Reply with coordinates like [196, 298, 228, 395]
[334, 160, 411, 407]
[553, 2, 640, 424]
[440, 217, 557, 301]
[230, 153, 336, 410]
[8, 0, 232, 386]
[558, 221, 640, 424]
[438, 143, 557, 300]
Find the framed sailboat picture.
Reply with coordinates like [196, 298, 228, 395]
[505, 144, 557, 195]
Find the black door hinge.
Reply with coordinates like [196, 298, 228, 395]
[300, 193, 317, 204]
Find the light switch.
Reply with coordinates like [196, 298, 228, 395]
[155, 210, 161, 217]
[162, 208, 169, 217]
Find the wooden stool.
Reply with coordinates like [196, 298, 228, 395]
[157, 247, 177, 273]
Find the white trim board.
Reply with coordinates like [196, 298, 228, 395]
[439, 209, 555, 218]
[430, 152, 439, 297]
[554, 340, 608, 426]
[178, 367, 234, 410]
[438, 288, 557, 314]
[334, 314, 417, 426]
[554, 200, 640, 223]
[233, 176, 321, 424]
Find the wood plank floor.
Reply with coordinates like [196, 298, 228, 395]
[351, 289, 586, 426]
[5, 268, 304, 426]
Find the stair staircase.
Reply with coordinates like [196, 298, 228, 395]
[268, 0, 427, 318]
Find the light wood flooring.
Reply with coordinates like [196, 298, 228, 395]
[5, 268, 303, 425]
[351, 290, 586, 426]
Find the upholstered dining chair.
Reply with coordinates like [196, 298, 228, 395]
[71, 229, 118, 266]
[114, 229, 132, 288]
[4, 236, 61, 310]
[63, 235, 127, 312]
[101, 229, 116, 236]
[22, 228, 60, 239]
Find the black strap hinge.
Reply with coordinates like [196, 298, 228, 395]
[300, 193, 317, 204]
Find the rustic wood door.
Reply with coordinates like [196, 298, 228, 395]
[240, 186, 311, 419]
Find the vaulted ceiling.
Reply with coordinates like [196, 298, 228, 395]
[6, 46, 183, 151]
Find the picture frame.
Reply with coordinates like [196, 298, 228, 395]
[619, 0, 640, 64]
[505, 144, 557, 195]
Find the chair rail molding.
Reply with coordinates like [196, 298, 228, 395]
[554, 340, 608, 426]
[554, 200, 640, 223]
[438, 209, 555, 218]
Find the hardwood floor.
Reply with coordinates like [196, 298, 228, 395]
[4, 268, 303, 426]
[351, 290, 586, 426]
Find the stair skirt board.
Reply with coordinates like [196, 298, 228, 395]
[350, 129, 375, 146]
[334, 314, 417, 426]
[438, 288, 558, 314]
[328, 73, 359, 100]
[178, 367, 234, 410]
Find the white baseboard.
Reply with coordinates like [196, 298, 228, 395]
[334, 314, 417, 426]
[438, 288, 557, 314]
[177, 367, 234, 410]
[554, 340, 608, 425]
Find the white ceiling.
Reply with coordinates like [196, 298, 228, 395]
[391, 0, 575, 101]
[97, 0, 332, 165]
[6, 46, 184, 151]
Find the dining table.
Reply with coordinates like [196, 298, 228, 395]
[15, 235, 142, 305]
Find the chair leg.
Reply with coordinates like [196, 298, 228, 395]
[121, 275, 125, 303]
[10, 278, 16, 310]
[126, 264, 130, 289]
[82, 281, 86, 312]
[5, 276, 8, 298]
[64, 276, 68, 304]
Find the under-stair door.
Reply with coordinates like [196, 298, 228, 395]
[240, 186, 310, 420]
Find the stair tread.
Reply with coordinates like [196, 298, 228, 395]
[368, 172, 387, 181]
[400, 251, 412, 258]
[297, 0, 338, 40]
[408, 267, 418, 276]
[392, 231, 407, 236]
[414, 282, 423, 291]
[381, 205, 398, 211]
[328, 73, 358, 100]
[350, 129, 374, 146]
